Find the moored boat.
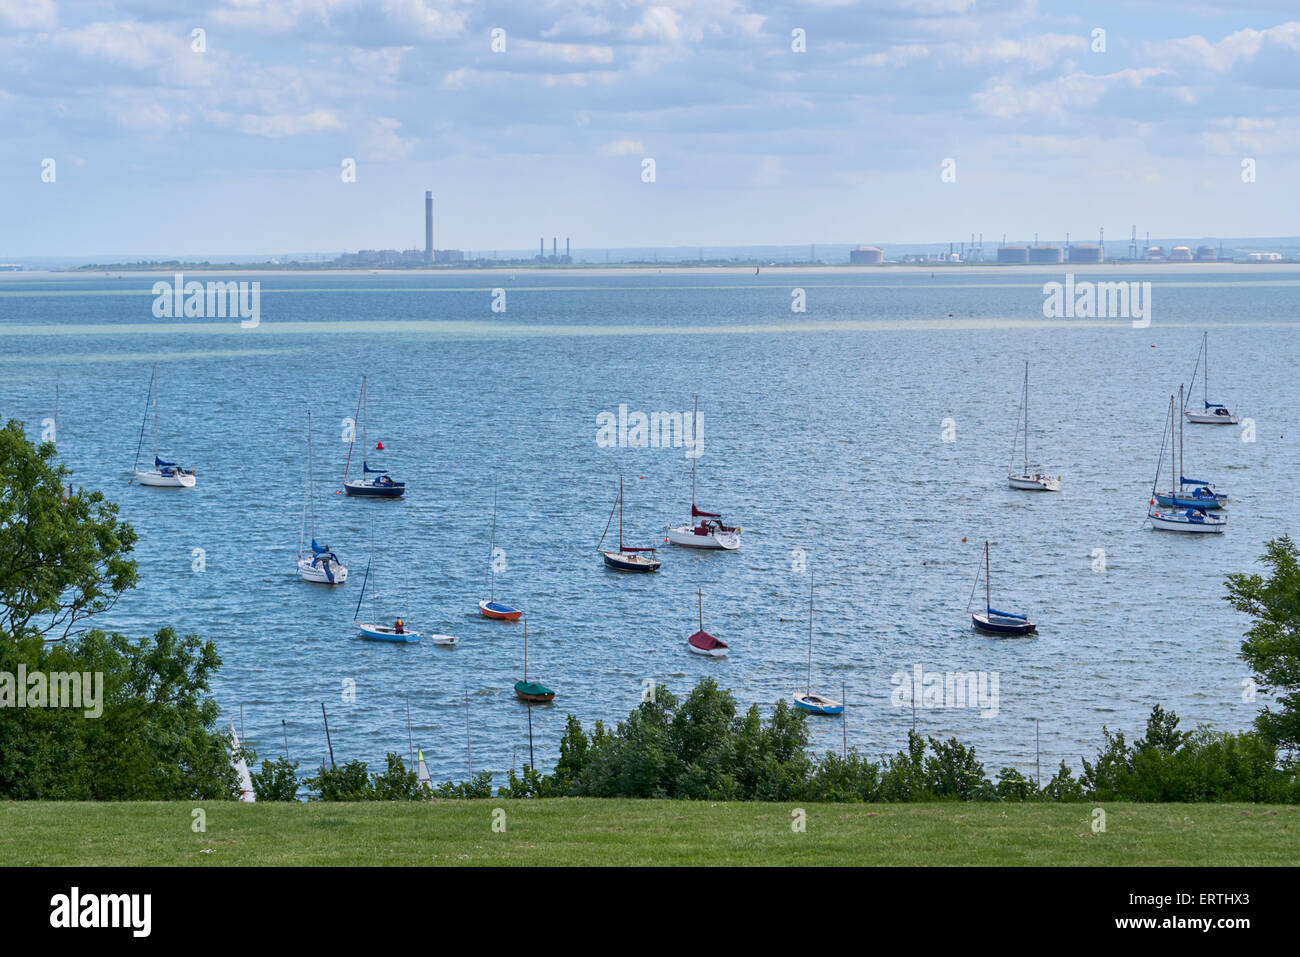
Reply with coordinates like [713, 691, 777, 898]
[1184, 332, 1239, 425]
[343, 376, 406, 497]
[969, 540, 1037, 635]
[132, 364, 196, 487]
[599, 477, 661, 572]
[478, 480, 522, 619]
[1148, 393, 1227, 534]
[687, 588, 729, 657]
[666, 396, 742, 548]
[792, 575, 842, 714]
[513, 619, 555, 702]
[1007, 361, 1060, 492]
[298, 413, 348, 583]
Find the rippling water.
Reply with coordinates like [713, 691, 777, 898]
[1, 266, 1296, 783]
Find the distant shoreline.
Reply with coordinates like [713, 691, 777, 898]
[5, 261, 1300, 280]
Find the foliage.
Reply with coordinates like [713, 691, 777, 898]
[1225, 535, 1300, 752]
[251, 756, 301, 801]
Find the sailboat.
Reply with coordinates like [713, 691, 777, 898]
[1154, 384, 1227, 510]
[1148, 395, 1227, 534]
[513, 618, 555, 702]
[969, 540, 1037, 635]
[229, 720, 255, 803]
[687, 588, 729, 657]
[479, 480, 522, 620]
[1184, 332, 1238, 425]
[353, 532, 422, 642]
[792, 575, 843, 714]
[598, 476, 661, 572]
[665, 396, 742, 549]
[298, 413, 348, 584]
[132, 363, 196, 487]
[343, 376, 405, 497]
[1007, 361, 1060, 491]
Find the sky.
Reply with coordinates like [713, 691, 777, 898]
[1, 0, 1298, 258]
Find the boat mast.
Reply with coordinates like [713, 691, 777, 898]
[1023, 361, 1030, 472]
[488, 479, 498, 600]
[985, 541, 990, 615]
[308, 412, 317, 543]
[152, 362, 159, 462]
[1169, 395, 1176, 496]
[300, 414, 311, 561]
[698, 587, 703, 632]
[1204, 332, 1209, 407]
[691, 394, 698, 510]
[360, 375, 368, 471]
[1178, 384, 1184, 483]
[133, 365, 154, 472]
[806, 573, 815, 695]
[522, 617, 528, 681]
[618, 476, 624, 553]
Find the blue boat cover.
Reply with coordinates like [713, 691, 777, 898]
[1180, 476, 1211, 486]
[362, 460, 388, 474]
[311, 539, 330, 555]
[988, 607, 1027, 620]
[154, 456, 177, 468]
[1203, 402, 1226, 409]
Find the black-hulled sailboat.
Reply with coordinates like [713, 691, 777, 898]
[969, 540, 1037, 635]
[598, 476, 661, 572]
[343, 376, 405, 497]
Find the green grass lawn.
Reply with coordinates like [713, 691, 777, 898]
[1, 800, 1296, 866]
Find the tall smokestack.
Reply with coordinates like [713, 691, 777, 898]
[552, 237, 557, 259]
[565, 237, 570, 259]
[424, 191, 433, 263]
[540, 237, 544, 259]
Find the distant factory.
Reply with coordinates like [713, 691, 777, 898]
[537, 237, 573, 264]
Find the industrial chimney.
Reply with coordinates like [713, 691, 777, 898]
[424, 191, 433, 264]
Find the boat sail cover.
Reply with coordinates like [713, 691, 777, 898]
[362, 461, 388, 474]
[1179, 476, 1211, 486]
[688, 629, 726, 651]
[987, 607, 1027, 620]
[691, 504, 721, 518]
[154, 456, 179, 468]
[619, 546, 657, 552]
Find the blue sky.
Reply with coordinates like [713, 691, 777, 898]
[1, 0, 1298, 257]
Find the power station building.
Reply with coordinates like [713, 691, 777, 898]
[1068, 244, 1103, 263]
[849, 246, 883, 264]
[997, 245, 1030, 263]
[1029, 245, 1064, 264]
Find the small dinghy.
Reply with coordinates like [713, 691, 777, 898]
[969, 540, 1037, 635]
[342, 376, 406, 497]
[1148, 394, 1227, 534]
[687, 588, 729, 657]
[1184, 332, 1239, 425]
[791, 575, 843, 714]
[478, 480, 522, 619]
[513, 619, 555, 703]
[132, 364, 196, 487]
[353, 537, 421, 642]
[598, 477, 661, 572]
[1007, 361, 1061, 492]
[430, 634, 460, 648]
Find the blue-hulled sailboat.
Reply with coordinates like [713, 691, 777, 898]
[598, 477, 661, 572]
[343, 376, 405, 497]
[1148, 394, 1226, 534]
[969, 540, 1037, 635]
[353, 534, 421, 643]
[792, 575, 843, 714]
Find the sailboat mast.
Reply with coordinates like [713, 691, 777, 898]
[360, 375, 368, 470]
[1204, 332, 1209, 406]
[152, 362, 159, 461]
[806, 574, 814, 695]
[698, 587, 703, 632]
[1169, 395, 1176, 496]
[300, 415, 310, 561]
[488, 480, 498, 600]
[985, 540, 991, 613]
[1178, 385, 1184, 482]
[618, 476, 624, 552]
[522, 618, 528, 681]
[1023, 361, 1030, 472]
[691, 394, 698, 509]
[308, 412, 316, 542]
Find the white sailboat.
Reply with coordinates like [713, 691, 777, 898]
[1148, 394, 1226, 534]
[665, 395, 742, 549]
[1184, 332, 1239, 425]
[132, 363, 196, 487]
[1007, 361, 1060, 491]
[229, 720, 255, 803]
[298, 412, 348, 584]
[791, 574, 842, 715]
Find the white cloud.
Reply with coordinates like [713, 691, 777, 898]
[0, 0, 56, 29]
[601, 138, 644, 156]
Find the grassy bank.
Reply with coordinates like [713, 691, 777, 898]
[3, 800, 1298, 866]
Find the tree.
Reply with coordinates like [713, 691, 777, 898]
[0, 421, 138, 645]
[1225, 536, 1300, 752]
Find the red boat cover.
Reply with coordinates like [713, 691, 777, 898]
[692, 505, 722, 519]
[620, 546, 656, 553]
[688, 629, 727, 650]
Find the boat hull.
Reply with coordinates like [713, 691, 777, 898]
[1148, 509, 1226, 533]
[971, 612, 1037, 635]
[479, 599, 522, 620]
[1008, 473, 1060, 492]
[357, 622, 421, 642]
[430, 634, 460, 647]
[135, 469, 195, 488]
[514, 680, 555, 703]
[792, 692, 843, 715]
[298, 558, 348, 584]
[665, 524, 741, 550]
[344, 479, 405, 498]
[602, 550, 661, 572]
[1185, 411, 1238, 425]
